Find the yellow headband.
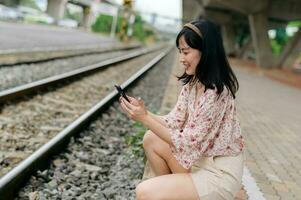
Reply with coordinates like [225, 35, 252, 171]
[183, 23, 203, 38]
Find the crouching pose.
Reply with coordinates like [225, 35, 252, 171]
[119, 19, 245, 200]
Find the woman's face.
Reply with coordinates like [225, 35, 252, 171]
[178, 36, 201, 76]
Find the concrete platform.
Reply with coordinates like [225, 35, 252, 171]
[0, 21, 142, 65]
[232, 59, 301, 200]
[0, 21, 117, 52]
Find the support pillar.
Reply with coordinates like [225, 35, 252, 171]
[46, 0, 67, 23]
[238, 38, 253, 59]
[82, 6, 93, 30]
[277, 29, 301, 69]
[248, 12, 275, 68]
[183, 0, 204, 23]
[222, 23, 236, 56]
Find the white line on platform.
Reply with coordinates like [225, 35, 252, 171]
[242, 166, 266, 200]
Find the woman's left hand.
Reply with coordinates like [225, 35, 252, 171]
[119, 96, 148, 122]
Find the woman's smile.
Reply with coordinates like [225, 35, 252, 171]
[178, 36, 201, 76]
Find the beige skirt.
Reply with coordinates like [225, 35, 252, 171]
[190, 151, 245, 200]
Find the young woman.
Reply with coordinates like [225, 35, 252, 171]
[119, 19, 245, 200]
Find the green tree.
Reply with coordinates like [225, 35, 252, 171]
[20, 0, 40, 10]
[91, 13, 156, 42]
[91, 14, 114, 33]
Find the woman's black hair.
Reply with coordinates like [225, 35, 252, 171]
[176, 19, 239, 99]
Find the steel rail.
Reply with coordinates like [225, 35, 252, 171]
[0, 44, 165, 103]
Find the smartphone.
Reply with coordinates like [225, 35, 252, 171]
[114, 85, 130, 102]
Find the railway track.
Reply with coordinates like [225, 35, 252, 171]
[0, 43, 141, 66]
[0, 45, 174, 199]
[0, 44, 162, 95]
[0, 44, 166, 173]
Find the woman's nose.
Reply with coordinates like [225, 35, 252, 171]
[179, 54, 185, 63]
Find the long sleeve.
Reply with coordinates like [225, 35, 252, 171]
[161, 84, 190, 129]
[168, 87, 244, 169]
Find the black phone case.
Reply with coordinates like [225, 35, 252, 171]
[114, 85, 130, 102]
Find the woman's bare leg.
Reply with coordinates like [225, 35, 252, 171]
[136, 173, 199, 200]
[143, 130, 189, 176]
[143, 130, 171, 175]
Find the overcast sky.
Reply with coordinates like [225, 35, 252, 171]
[130, 0, 182, 19]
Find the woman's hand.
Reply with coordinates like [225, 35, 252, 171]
[119, 95, 148, 122]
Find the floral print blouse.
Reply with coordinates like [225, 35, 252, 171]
[162, 83, 245, 169]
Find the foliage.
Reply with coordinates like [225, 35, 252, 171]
[269, 21, 300, 55]
[270, 39, 282, 56]
[91, 13, 156, 42]
[288, 21, 301, 27]
[92, 13, 114, 33]
[20, 0, 40, 10]
[234, 24, 250, 48]
[270, 27, 290, 56]
[125, 121, 147, 163]
[64, 8, 82, 22]
[132, 15, 153, 42]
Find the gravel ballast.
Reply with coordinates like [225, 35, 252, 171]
[15, 49, 177, 200]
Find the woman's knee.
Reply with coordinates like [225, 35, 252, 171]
[136, 181, 153, 200]
[143, 130, 156, 150]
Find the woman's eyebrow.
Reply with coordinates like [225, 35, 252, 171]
[180, 47, 190, 51]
